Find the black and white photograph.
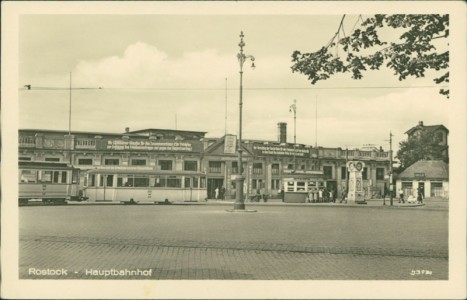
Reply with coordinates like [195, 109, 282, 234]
[2, 1, 466, 299]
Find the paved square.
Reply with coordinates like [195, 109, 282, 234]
[19, 203, 448, 280]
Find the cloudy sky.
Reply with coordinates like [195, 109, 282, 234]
[18, 11, 451, 153]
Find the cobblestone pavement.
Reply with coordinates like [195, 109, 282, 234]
[19, 204, 448, 280]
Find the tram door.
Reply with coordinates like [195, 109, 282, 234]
[207, 178, 224, 199]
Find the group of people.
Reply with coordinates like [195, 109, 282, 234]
[213, 186, 226, 200]
[307, 188, 336, 203]
[398, 187, 425, 204]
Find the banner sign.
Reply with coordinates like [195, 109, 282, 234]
[253, 145, 309, 157]
[224, 135, 237, 154]
[101, 139, 202, 152]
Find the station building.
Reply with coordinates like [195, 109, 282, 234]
[18, 123, 391, 201]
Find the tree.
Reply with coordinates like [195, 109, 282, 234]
[395, 130, 448, 171]
[291, 15, 449, 97]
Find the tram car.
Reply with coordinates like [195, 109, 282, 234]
[19, 161, 84, 205]
[84, 168, 207, 203]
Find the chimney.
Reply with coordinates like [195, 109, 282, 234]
[277, 122, 287, 144]
[125, 127, 130, 133]
[418, 121, 424, 126]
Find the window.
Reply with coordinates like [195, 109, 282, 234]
[78, 158, 93, 165]
[153, 176, 166, 187]
[19, 157, 32, 161]
[193, 177, 199, 188]
[362, 167, 368, 180]
[100, 175, 114, 187]
[45, 157, 60, 162]
[200, 177, 206, 188]
[271, 179, 280, 190]
[104, 159, 119, 166]
[253, 163, 263, 175]
[167, 176, 181, 188]
[376, 168, 385, 180]
[39, 170, 53, 183]
[252, 179, 263, 189]
[20, 170, 37, 183]
[271, 164, 280, 175]
[184, 161, 198, 171]
[185, 177, 191, 188]
[132, 176, 149, 187]
[89, 174, 96, 187]
[19, 136, 35, 144]
[232, 162, 245, 174]
[131, 159, 147, 166]
[159, 160, 172, 171]
[323, 166, 333, 179]
[341, 166, 347, 179]
[209, 161, 222, 173]
[301, 165, 305, 170]
[287, 164, 294, 170]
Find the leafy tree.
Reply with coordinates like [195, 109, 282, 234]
[291, 14, 449, 97]
[395, 130, 448, 171]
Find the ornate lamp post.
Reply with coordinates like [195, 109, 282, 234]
[234, 31, 255, 210]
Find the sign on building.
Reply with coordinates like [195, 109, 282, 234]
[224, 135, 237, 154]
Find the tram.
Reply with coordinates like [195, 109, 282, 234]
[84, 169, 207, 203]
[19, 161, 83, 205]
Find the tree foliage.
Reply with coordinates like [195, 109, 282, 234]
[395, 130, 448, 171]
[291, 14, 449, 97]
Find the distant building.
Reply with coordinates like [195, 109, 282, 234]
[18, 123, 391, 201]
[405, 121, 449, 160]
[395, 160, 449, 199]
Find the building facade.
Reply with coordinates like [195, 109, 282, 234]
[18, 124, 391, 201]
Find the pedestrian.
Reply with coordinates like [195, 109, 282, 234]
[340, 188, 347, 203]
[398, 188, 405, 203]
[215, 187, 219, 200]
[221, 186, 226, 200]
[417, 187, 423, 204]
[329, 190, 334, 203]
[318, 189, 323, 203]
[279, 188, 285, 202]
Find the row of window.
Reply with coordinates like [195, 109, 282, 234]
[88, 174, 206, 189]
[324, 166, 385, 180]
[20, 170, 68, 184]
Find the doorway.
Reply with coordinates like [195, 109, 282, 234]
[207, 178, 224, 199]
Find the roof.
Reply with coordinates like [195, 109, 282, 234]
[128, 128, 207, 135]
[20, 128, 143, 138]
[398, 160, 449, 180]
[405, 124, 449, 136]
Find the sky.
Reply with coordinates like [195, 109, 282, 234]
[18, 13, 451, 154]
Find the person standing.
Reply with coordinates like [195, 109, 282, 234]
[215, 187, 219, 200]
[220, 186, 226, 200]
[318, 189, 323, 203]
[398, 188, 405, 203]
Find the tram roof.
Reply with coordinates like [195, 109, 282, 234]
[85, 168, 206, 176]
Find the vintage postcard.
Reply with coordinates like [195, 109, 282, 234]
[1, 1, 466, 299]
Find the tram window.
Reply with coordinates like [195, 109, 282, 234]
[53, 171, 60, 183]
[167, 176, 181, 188]
[154, 176, 166, 187]
[19, 157, 32, 161]
[72, 170, 79, 184]
[60, 171, 67, 184]
[39, 171, 53, 183]
[184, 177, 191, 188]
[193, 177, 199, 188]
[89, 174, 96, 187]
[106, 175, 114, 187]
[200, 177, 206, 188]
[20, 170, 37, 183]
[132, 176, 149, 187]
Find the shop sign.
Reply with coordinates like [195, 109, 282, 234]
[253, 145, 309, 157]
[102, 139, 201, 152]
[224, 135, 237, 154]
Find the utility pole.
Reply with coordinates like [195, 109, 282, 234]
[224, 78, 228, 135]
[68, 72, 73, 166]
[389, 131, 394, 206]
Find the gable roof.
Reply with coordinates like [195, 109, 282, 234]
[405, 124, 449, 136]
[398, 160, 449, 180]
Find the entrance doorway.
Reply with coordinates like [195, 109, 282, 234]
[207, 178, 224, 199]
[418, 182, 425, 198]
[326, 180, 337, 193]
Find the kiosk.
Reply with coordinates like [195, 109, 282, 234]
[283, 171, 325, 203]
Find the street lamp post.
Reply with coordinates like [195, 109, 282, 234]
[289, 100, 297, 172]
[234, 31, 255, 210]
